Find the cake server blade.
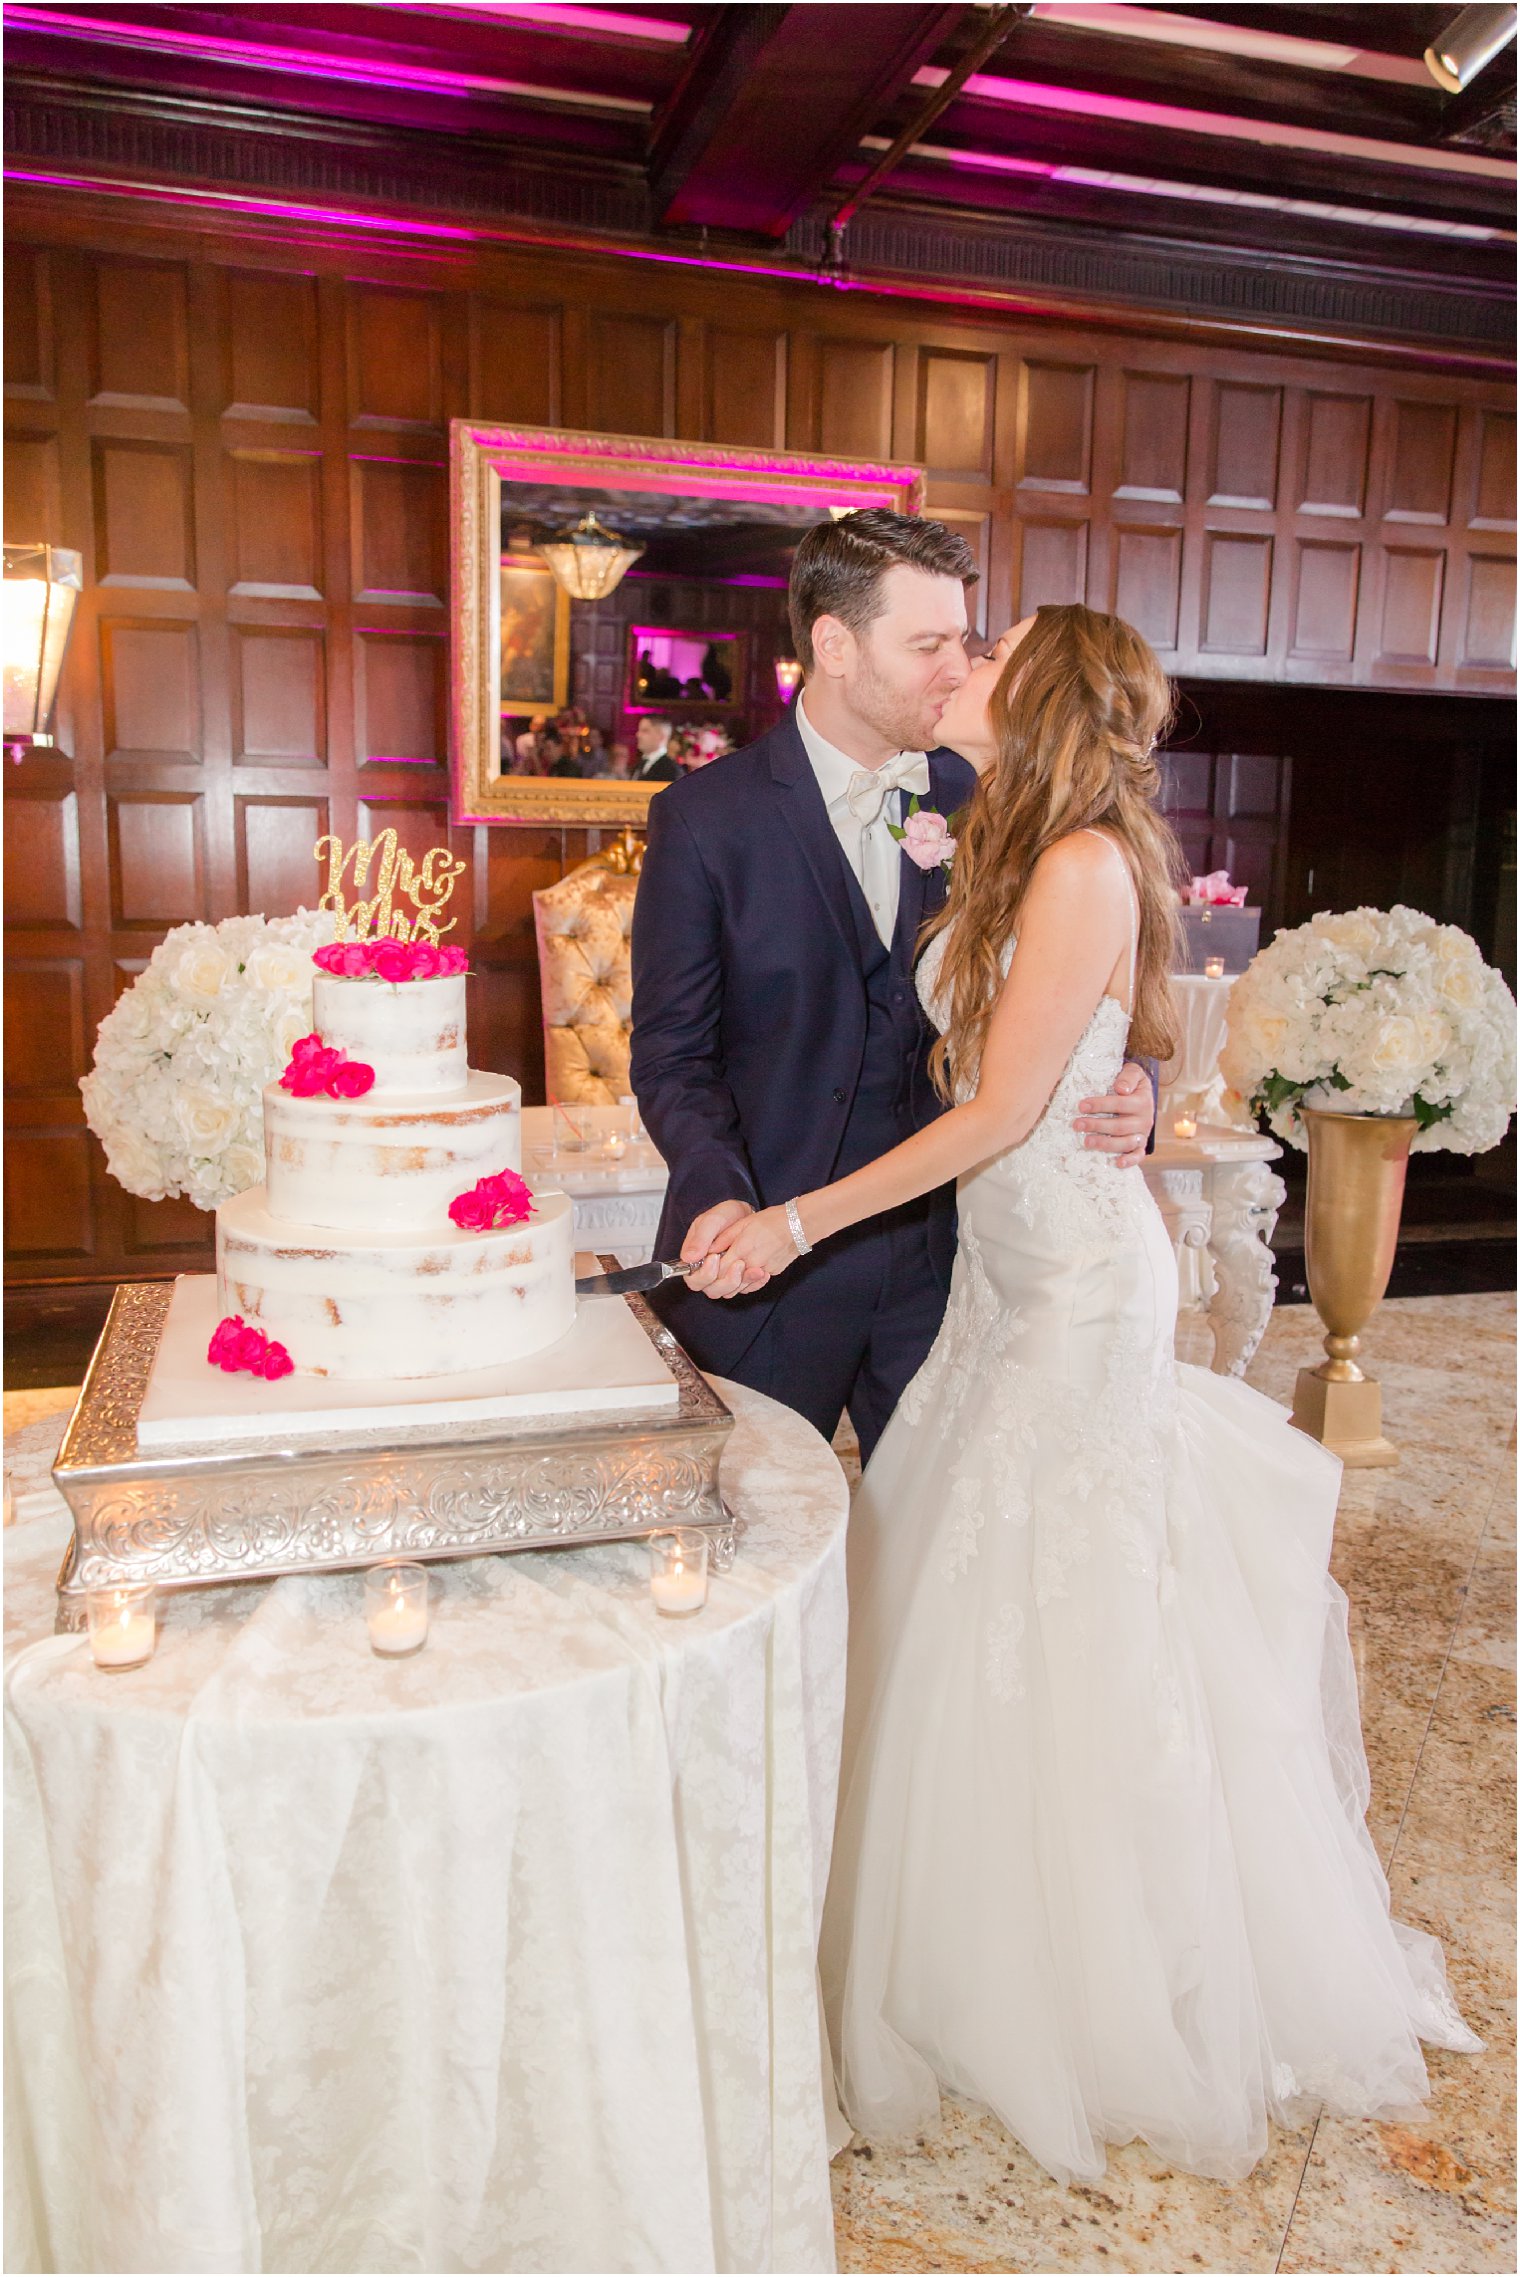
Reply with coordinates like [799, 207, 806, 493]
[574, 1259, 697, 1298]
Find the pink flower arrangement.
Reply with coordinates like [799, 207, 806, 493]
[279, 1034, 377, 1100]
[1185, 871, 1248, 908]
[208, 1314, 295, 1380]
[448, 1168, 534, 1231]
[312, 941, 468, 982]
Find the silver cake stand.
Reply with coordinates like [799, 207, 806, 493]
[52, 1276, 735, 1632]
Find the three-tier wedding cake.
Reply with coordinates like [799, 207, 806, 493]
[216, 944, 575, 1379]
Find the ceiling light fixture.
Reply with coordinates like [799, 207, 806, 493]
[1424, 3, 1518, 89]
[535, 513, 643, 602]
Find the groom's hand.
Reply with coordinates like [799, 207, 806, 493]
[683, 1200, 763, 1299]
[1075, 1060, 1154, 1171]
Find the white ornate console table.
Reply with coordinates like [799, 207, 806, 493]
[1142, 1125, 1286, 1378]
[521, 1103, 1284, 1382]
[522, 1103, 667, 1263]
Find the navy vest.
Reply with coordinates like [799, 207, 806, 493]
[832, 849, 932, 1180]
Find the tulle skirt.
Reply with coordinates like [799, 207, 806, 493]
[820, 1182, 1479, 2185]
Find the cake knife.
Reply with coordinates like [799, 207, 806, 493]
[574, 1259, 699, 1298]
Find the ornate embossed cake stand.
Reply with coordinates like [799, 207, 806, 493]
[52, 1279, 734, 1632]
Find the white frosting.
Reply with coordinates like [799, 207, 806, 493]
[264, 1070, 522, 1234]
[217, 1185, 576, 1381]
[312, 972, 467, 1096]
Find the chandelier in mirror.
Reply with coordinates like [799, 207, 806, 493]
[536, 512, 644, 602]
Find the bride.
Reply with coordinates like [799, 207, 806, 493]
[705, 603, 1480, 2184]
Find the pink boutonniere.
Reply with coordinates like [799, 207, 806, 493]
[888, 795, 958, 876]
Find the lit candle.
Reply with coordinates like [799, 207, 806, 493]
[1204, 956, 1226, 980]
[649, 1528, 709, 1616]
[364, 1563, 429, 1656]
[1173, 1113, 1198, 1140]
[87, 1584, 156, 1671]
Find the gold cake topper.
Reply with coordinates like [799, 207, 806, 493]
[313, 831, 466, 944]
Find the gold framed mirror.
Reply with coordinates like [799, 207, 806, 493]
[450, 423, 925, 827]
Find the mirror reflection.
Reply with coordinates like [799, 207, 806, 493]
[497, 483, 824, 786]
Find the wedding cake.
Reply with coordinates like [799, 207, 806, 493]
[215, 874, 574, 1382]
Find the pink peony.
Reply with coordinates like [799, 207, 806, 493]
[329, 1059, 375, 1099]
[372, 939, 412, 984]
[261, 1342, 294, 1380]
[449, 1188, 490, 1230]
[338, 941, 373, 977]
[311, 944, 344, 974]
[440, 945, 469, 976]
[484, 1169, 533, 1225]
[207, 1315, 242, 1365]
[407, 941, 441, 980]
[901, 807, 956, 872]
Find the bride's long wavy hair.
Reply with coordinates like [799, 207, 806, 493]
[923, 603, 1183, 1101]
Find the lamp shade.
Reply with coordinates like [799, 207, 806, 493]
[536, 513, 643, 603]
[3, 543, 82, 744]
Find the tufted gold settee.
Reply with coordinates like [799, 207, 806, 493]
[531, 847, 639, 1104]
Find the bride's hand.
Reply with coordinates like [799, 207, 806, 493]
[703, 1204, 801, 1294]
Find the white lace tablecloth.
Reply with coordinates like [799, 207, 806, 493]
[4, 1384, 848, 2276]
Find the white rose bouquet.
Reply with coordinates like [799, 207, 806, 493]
[80, 909, 337, 1209]
[1221, 905, 1516, 1154]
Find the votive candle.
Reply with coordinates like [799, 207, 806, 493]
[87, 1584, 157, 1671]
[1204, 956, 1227, 980]
[365, 1563, 429, 1656]
[649, 1529, 709, 1616]
[1173, 1113, 1198, 1140]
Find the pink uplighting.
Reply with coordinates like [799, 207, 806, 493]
[4, 7, 652, 114]
[912, 64, 1516, 181]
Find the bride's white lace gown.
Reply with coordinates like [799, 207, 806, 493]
[820, 915, 1479, 2187]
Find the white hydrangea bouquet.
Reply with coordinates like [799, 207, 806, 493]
[80, 909, 337, 1209]
[1222, 905, 1516, 1154]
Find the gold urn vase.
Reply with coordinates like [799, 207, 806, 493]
[1290, 1106, 1419, 1467]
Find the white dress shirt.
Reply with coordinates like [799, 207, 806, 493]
[795, 694, 926, 949]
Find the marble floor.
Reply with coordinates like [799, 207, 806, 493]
[829, 1293, 1516, 2277]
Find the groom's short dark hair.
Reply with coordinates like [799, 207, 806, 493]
[788, 510, 978, 675]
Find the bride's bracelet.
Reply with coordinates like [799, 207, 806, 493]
[785, 1198, 813, 1258]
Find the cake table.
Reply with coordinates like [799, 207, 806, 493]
[4, 1383, 848, 2276]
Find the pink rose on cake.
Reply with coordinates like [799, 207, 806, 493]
[310, 939, 470, 981]
[372, 939, 414, 984]
[448, 1168, 534, 1231]
[207, 1315, 295, 1379]
[279, 1034, 376, 1100]
[329, 1060, 376, 1100]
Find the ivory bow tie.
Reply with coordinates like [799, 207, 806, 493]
[844, 754, 931, 826]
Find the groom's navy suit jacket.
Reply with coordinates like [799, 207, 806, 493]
[629, 709, 976, 1379]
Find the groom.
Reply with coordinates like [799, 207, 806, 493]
[629, 512, 1155, 1463]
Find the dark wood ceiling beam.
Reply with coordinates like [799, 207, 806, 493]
[1438, 50, 1519, 146]
[647, 2, 961, 236]
[863, 150, 1515, 284]
[936, 17, 1450, 145]
[897, 91, 1517, 223]
[0, 28, 651, 157]
[1166, 5, 1454, 60]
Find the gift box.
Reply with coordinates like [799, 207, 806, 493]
[1176, 904, 1261, 974]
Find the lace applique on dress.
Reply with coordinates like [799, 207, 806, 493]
[985, 1601, 1028, 1703]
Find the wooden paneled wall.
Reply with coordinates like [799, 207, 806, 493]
[3, 194, 1515, 1292]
